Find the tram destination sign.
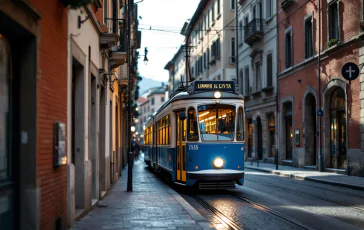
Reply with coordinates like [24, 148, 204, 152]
[194, 80, 236, 93]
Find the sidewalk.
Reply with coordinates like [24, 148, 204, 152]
[245, 162, 364, 191]
[71, 157, 214, 230]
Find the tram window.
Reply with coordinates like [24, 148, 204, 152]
[187, 108, 199, 141]
[236, 107, 245, 141]
[157, 115, 171, 145]
[198, 104, 236, 141]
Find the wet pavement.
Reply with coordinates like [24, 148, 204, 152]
[72, 158, 214, 230]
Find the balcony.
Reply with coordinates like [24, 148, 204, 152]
[244, 19, 264, 46]
[100, 18, 122, 50]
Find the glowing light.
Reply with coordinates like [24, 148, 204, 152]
[131, 126, 136, 132]
[213, 158, 224, 168]
[214, 91, 222, 99]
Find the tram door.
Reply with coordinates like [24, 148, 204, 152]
[176, 111, 187, 182]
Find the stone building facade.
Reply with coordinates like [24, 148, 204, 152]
[238, 0, 278, 163]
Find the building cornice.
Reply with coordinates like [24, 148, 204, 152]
[85, 5, 103, 34]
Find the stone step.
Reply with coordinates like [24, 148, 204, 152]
[326, 168, 346, 175]
[304, 165, 317, 170]
[282, 160, 293, 167]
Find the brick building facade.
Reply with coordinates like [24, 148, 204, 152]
[0, 0, 68, 229]
[277, 0, 363, 175]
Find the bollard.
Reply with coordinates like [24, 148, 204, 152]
[127, 151, 134, 192]
[275, 148, 279, 170]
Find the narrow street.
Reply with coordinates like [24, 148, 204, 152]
[179, 169, 364, 230]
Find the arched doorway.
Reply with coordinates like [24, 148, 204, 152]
[304, 94, 317, 166]
[268, 114, 275, 157]
[0, 33, 16, 229]
[329, 87, 346, 169]
[256, 117, 263, 160]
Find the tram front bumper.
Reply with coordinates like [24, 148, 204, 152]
[187, 169, 244, 182]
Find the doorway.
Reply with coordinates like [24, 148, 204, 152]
[0, 32, 16, 230]
[176, 111, 186, 183]
[256, 117, 263, 160]
[268, 114, 275, 157]
[247, 119, 253, 158]
[329, 87, 346, 169]
[283, 102, 293, 160]
[304, 94, 317, 166]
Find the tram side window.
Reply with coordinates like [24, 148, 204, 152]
[187, 108, 199, 141]
[144, 126, 152, 145]
[158, 115, 171, 145]
[236, 107, 245, 141]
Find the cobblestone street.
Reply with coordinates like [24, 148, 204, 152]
[72, 159, 213, 230]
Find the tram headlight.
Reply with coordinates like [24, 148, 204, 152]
[213, 158, 224, 168]
[214, 91, 222, 99]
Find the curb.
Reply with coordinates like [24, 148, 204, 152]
[166, 187, 215, 230]
[245, 166, 364, 191]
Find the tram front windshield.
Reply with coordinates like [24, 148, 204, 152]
[198, 104, 235, 141]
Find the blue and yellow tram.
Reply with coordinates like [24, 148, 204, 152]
[143, 80, 245, 189]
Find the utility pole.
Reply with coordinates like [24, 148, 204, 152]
[318, 0, 323, 172]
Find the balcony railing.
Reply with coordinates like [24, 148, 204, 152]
[244, 19, 264, 46]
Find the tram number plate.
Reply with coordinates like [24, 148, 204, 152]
[189, 145, 199, 150]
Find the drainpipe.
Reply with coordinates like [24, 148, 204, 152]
[236, 0, 239, 90]
[346, 83, 349, 175]
[275, 0, 279, 170]
[318, 0, 323, 172]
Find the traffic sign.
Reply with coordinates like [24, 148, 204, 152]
[317, 109, 323, 117]
[341, 62, 359, 81]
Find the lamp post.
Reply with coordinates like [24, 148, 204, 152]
[126, 0, 147, 192]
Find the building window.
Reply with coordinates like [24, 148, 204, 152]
[204, 52, 207, 70]
[266, 0, 273, 18]
[104, 0, 108, 24]
[151, 108, 154, 113]
[217, 39, 220, 59]
[239, 21, 243, 44]
[245, 67, 250, 95]
[230, 37, 235, 64]
[255, 61, 261, 92]
[148, 106, 150, 112]
[329, 1, 339, 41]
[239, 69, 244, 92]
[305, 16, 314, 59]
[285, 29, 292, 69]
[208, 11, 210, 28]
[217, 0, 221, 15]
[161, 97, 165, 102]
[212, 5, 215, 22]
[151, 97, 155, 105]
[266, 53, 273, 87]
[231, 0, 235, 10]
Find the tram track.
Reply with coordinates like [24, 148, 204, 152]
[245, 178, 364, 212]
[193, 195, 243, 230]
[228, 192, 316, 230]
[194, 192, 315, 230]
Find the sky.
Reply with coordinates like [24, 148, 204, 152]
[137, 0, 200, 82]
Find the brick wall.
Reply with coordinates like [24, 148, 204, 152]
[278, 0, 361, 161]
[28, 0, 68, 229]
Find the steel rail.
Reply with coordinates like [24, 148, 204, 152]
[245, 178, 364, 212]
[229, 192, 315, 230]
[193, 195, 243, 230]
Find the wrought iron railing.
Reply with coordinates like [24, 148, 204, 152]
[244, 19, 264, 41]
